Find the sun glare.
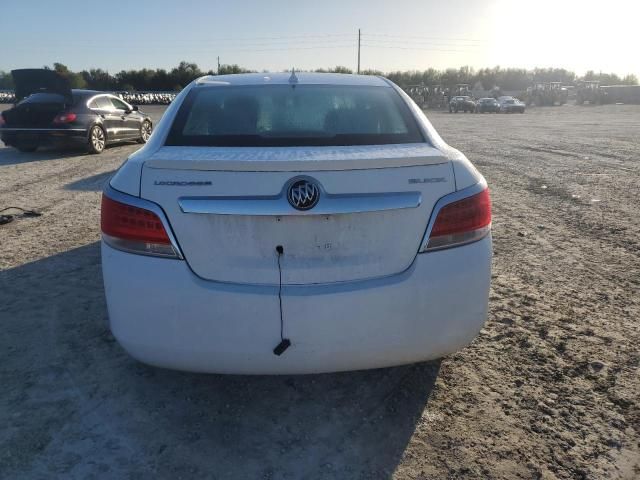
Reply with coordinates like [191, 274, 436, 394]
[490, 0, 639, 76]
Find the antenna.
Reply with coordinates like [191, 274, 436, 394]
[288, 68, 298, 85]
[357, 28, 361, 74]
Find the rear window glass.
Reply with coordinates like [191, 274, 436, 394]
[89, 96, 113, 110]
[165, 85, 425, 147]
[19, 93, 68, 105]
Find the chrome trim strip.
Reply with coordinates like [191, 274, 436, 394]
[418, 179, 489, 252]
[106, 127, 140, 134]
[178, 191, 422, 216]
[0, 128, 86, 132]
[86, 93, 107, 109]
[103, 184, 184, 259]
[86, 93, 134, 111]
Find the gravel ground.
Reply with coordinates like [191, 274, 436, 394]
[0, 104, 638, 479]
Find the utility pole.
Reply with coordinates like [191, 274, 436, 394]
[217, 56, 220, 75]
[357, 29, 361, 74]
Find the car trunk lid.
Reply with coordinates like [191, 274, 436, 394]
[140, 144, 454, 285]
[2, 93, 69, 127]
[3, 70, 74, 128]
[11, 69, 73, 103]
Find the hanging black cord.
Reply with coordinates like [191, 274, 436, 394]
[0, 206, 41, 216]
[277, 247, 284, 340]
[273, 245, 291, 356]
[0, 206, 41, 226]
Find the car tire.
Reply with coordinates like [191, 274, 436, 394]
[138, 120, 152, 144]
[16, 144, 37, 153]
[88, 125, 106, 154]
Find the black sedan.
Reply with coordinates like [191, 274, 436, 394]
[448, 95, 476, 113]
[476, 98, 500, 113]
[0, 69, 152, 153]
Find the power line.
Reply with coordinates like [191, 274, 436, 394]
[8, 29, 492, 72]
[187, 33, 355, 42]
[7, 33, 360, 53]
[364, 33, 488, 44]
[361, 43, 482, 54]
[356, 29, 485, 72]
[213, 44, 356, 53]
[155, 36, 358, 47]
[156, 33, 356, 46]
[363, 39, 483, 49]
[13, 41, 357, 53]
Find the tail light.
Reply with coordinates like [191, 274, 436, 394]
[53, 112, 77, 124]
[421, 187, 491, 251]
[0, 114, 5, 126]
[101, 193, 181, 258]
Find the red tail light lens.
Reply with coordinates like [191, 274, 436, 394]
[53, 112, 77, 124]
[423, 188, 491, 251]
[0, 114, 5, 126]
[101, 194, 179, 258]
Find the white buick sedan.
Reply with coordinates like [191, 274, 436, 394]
[101, 73, 492, 374]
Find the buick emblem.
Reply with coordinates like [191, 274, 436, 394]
[287, 179, 320, 210]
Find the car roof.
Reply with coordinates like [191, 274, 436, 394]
[195, 72, 390, 87]
[72, 89, 107, 98]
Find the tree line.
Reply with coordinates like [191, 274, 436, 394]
[383, 67, 638, 91]
[0, 62, 637, 92]
[0, 62, 251, 91]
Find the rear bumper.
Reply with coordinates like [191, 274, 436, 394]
[0, 128, 87, 146]
[102, 236, 492, 374]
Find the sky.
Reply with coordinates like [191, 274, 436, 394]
[0, 0, 638, 77]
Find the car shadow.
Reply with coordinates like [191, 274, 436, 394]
[0, 141, 139, 166]
[0, 242, 440, 479]
[0, 145, 90, 165]
[65, 170, 116, 191]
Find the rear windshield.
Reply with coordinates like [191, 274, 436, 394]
[18, 92, 81, 107]
[19, 93, 68, 105]
[165, 85, 425, 147]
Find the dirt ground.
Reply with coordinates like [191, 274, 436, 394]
[0, 104, 638, 479]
